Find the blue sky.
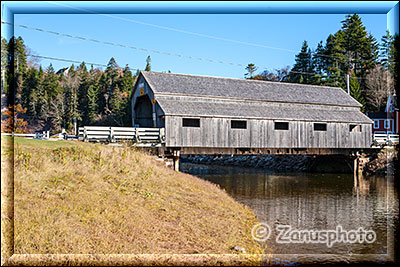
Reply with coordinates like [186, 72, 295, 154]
[10, 12, 388, 78]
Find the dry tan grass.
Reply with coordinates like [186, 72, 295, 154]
[1, 136, 263, 257]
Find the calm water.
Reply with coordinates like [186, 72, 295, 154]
[181, 163, 398, 264]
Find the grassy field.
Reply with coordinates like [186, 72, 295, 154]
[1, 136, 263, 257]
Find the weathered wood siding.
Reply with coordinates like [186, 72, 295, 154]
[165, 116, 372, 148]
[131, 75, 165, 128]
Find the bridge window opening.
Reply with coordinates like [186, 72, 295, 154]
[183, 118, 200, 127]
[384, 119, 391, 129]
[349, 124, 362, 132]
[231, 120, 247, 129]
[275, 122, 289, 130]
[314, 123, 327, 131]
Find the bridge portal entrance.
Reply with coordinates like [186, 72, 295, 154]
[134, 95, 153, 127]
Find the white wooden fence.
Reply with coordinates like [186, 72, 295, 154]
[372, 133, 399, 147]
[1, 131, 50, 139]
[79, 126, 166, 144]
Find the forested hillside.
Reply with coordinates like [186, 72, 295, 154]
[1, 35, 138, 133]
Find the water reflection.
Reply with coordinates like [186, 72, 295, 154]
[181, 163, 398, 262]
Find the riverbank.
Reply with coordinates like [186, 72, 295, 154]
[181, 154, 312, 172]
[1, 137, 263, 258]
[364, 147, 398, 176]
[181, 149, 398, 175]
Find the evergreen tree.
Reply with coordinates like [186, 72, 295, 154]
[287, 41, 315, 84]
[109, 84, 125, 125]
[380, 30, 396, 76]
[118, 64, 134, 93]
[1, 37, 8, 94]
[145, 55, 151, 71]
[87, 83, 99, 124]
[42, 64, 62, 99]
[349, 73, 366, 113]
[337, 14, 379, 76]
[313, 41, 325, 75]
[63, 80, 80, 131]
[6, 37, 28, 104]
[21, 67, 40, 116]
[77, 62, 90, 124]
[14, 37, 28, 74]
[245, 63, 257, 79]
[393, 34, 400, 90]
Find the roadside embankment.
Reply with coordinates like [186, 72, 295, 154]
[1, 136, 263, 258]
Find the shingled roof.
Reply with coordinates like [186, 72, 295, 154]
[155, 96, 372, 123]
[141, 71, 362, 107]
[135, 71, 372, 124]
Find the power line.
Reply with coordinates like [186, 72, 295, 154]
[46, 1, 298, 53]
[0, 51, 141, 72]
[30, 55, 108, 68]
[1, 22, 390, 82]
[45, 0, 373, 64]
[1, 20, 245, 68]
[1, 20, 368, 80]
[1, 50, 392, 86]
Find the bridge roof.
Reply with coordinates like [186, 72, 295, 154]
[155, 96, 372, 123]
[141, 71, 362, 107]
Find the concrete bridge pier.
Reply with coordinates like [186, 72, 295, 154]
[173, 150, 180, 172]
[353, 153, 370, 186]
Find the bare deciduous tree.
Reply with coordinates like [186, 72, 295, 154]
[365, 66, 393, 112]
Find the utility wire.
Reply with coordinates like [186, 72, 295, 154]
[46, 1, 298, 53]
[1, 20, 366, 80]
[2, 21, 390, 82]
[1, 51, 141, 72]
[45, 0, 373, 63]
[30, 55, 108, 68]
[8, 52, 390, 83]
[1, 20, 244, 68]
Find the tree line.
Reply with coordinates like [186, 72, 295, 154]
[246, 14, 398, 114]
[1, 14, 398, 134]
[1, 36, 152, 133]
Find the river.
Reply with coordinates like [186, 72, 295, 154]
[181, 163, 398, 264]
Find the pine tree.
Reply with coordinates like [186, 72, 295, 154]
[338, 14, 378, 76]
[109, 84, 124, 125]
[313, 41, 325, 75]
[21, 67, 40, 116]
[42, 63, 61, 99]
[77, 62, 90, 124]
[14, 37, 28, 74]
[287, 41, 315, 84]
[393, 34, 399, 89]
[380, 30, 396, 76]
[145, 56, 151, 71]
[349, 73, 366, 113]
[119, 64, 134, 93]
[245, 63, 257, 79]
[1, 37, 8, 94]
[87, 83, 99, 124]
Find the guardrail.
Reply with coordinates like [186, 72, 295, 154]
[372, 133, 399, 147]
[81, 126, 166, 144]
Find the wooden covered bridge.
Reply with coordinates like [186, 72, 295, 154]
[82, 70, 374, 172]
